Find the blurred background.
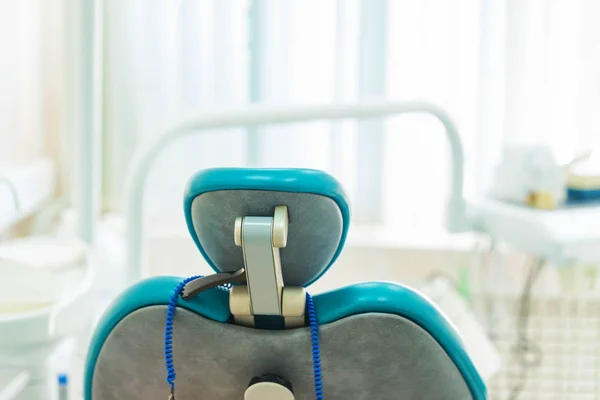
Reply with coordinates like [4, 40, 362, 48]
[2, 0, 600, 399]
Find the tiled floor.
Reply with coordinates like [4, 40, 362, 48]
[472, 294, 600, 400]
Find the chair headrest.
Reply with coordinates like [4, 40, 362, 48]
[184, 168, 350, 287]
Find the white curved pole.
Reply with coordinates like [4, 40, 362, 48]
[124, 101, 469, 284]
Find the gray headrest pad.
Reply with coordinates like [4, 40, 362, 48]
[191, 190, 343, 286]
[93, 307, 472, 400]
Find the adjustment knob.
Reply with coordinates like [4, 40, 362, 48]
[244, 374, 294, 400]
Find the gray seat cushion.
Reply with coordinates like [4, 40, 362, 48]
[93, 306, 472, 399]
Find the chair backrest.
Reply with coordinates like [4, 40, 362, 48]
[85, 168, 486, 399]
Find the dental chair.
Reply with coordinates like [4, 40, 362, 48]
[84, 167, 486, 399]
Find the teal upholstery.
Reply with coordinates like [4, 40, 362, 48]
[85, 168, 486, 399]
[85, 278, 486, 399]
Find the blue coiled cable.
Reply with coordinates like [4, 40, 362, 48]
[165, 275, 202, 393]
[164, 276, 324, 398]
[306, 292, 324, 399]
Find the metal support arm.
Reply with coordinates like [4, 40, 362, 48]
[124, 101, 469, 284]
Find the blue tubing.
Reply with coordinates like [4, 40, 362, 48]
[307, 293, 324, 399]
[164, 275, 203, 390]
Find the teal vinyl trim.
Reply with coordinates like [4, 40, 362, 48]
[85, 277, 485, 399]
[183, 168, 351, 287]
[315, 282, 486, 399]
[84, 277, 231, 400]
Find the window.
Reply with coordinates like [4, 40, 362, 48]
[101, 0, 600, 239]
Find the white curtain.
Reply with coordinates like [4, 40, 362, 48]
[0, 1, 51, 165]
[103, 0, 250, 222]
[0, 0, 69, 205]
[384, 0, 481, 233]
[101, 0, 600, 235]
[502, 0, 600, 154]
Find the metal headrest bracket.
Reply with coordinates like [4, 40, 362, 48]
[181, 205, 306, 328]
[231, 205, 306, 328]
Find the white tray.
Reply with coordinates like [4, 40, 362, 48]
[471, 199, 600, 265]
